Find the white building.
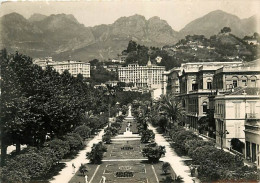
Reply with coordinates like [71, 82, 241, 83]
[214, 87, 260, 153]
[118, 59, 165, 89]
[33, 58, 90, 78]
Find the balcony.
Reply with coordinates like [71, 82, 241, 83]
[246, 113, 260, 120]
[189, 89, 216, 94]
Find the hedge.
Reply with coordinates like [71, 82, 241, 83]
[169, 127, 260, 182]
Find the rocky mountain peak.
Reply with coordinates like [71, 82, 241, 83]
[28, 13, 47, 22]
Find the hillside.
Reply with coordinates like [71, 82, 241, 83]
[179, 10, 259, 38]
[0, 13, 179, 61]
[0, 10, 258, 61]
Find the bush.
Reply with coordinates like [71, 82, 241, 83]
[168, 126, 259, 182]
[162, 162, 171, 174]
[44, 139, 70, 163]
[79, 164, 88, 176]
[87, 142, 107, 164]
[111, 122, 121, 129]
[1, 168, 31, 183]
[64, 133, 84, 151]
[140, 129, 155, 143]
[102, 130, 112, 144]
[73, 125, 91, 139]
[142, 142, 165, 163]
[2, 152, 48, 181]
[40, 146, 58, 167]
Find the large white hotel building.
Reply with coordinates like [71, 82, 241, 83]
[118, 60, 165, 89]
[33, 57, 90, 78]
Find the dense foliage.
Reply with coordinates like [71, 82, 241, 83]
[142, 142, 166, 163]
[169, 127, 259, 182]
[140, 129, 155, 143]
[123, 30, 259, 70]
[86, 142, 107, 164]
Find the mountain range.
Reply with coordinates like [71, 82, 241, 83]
[0, 10, 259, 61]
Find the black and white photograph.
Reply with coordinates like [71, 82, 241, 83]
[0, 0, 260, 182]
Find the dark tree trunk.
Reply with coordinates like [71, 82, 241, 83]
[16, 141, 21, 153]
[1, 141, 7, 167]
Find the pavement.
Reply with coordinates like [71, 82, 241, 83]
[49, 128, 105, 183]
[148, 124, 195, 183]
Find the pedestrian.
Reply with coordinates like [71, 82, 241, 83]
[72, 163, 76, 174]
[85, 175, 88, 183]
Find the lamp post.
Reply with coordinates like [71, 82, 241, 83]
[214, 130, 229, 150]
[115, 102, 120, 116]
[104, 86, 115, 127]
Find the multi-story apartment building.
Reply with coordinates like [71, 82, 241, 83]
[214, 87, 260, 165]
[33, 58, 91, 78]
[48, 61, 90, 78]
[213, 65, 260, 90]
[118, 60, 165, 89]
[166, 67, 181, 96]
[33, 57, 53, 68]
[175, 62, 243, 129]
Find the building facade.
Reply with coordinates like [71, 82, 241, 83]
[176, 62, 243, 130]
[33, 58, 91, 78]
[118, 60, 165, 90]
[214, 88, 260, 161]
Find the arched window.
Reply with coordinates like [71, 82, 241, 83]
[250, 76, 257, 87]
[232, 76, 238, 88]
[241, 76, 248, 86]
[202, 101, 208, 113]
[192, 80, 198, 91]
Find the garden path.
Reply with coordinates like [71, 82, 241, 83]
[148, 124, 194, 183]
[49, 129, 105, 183]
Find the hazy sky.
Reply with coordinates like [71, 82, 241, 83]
[1, 0, 260, 31]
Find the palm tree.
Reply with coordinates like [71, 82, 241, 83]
[158, 94, 184, 127]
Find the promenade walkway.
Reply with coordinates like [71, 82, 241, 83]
[148, 125, 194, 183]
[50, 129, 105, 183]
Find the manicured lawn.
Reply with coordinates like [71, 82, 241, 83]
[69, 120, 177, 183]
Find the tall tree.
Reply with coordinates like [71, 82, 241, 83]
[158, 95, 184, 127]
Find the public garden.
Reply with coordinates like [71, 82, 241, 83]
[69, 106, 179, 183]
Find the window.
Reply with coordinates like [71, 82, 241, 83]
[242, 80, 247, 86]
[203, 101, 207, 113]
[207, 82, 212, 89]
[234, 102, 241, 118]
[192, 83, 198, 91]
[251, 79, 256, 87]
[182, 100, 186, 108]
[233, 80, 238, 88]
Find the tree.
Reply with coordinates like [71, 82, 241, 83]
[126, 40, 137, 53]
[102, 130, 112, 144]
[159, 95, 184, 127]
[79, 164, 88, 176]
[140, 129, 155, 143]
[142, 142, 165, 163]
[2, 152, 48, 180]
[162, 162, 171, 174]
[73, 125, 91, 139]
[220, 27, 231, 34]
[158, 116, 168, 133]
[162, 176, 174, 183]
[43, 139, 70, 163]
[87, 142, 107, 164]
[64, 133, 84, 151]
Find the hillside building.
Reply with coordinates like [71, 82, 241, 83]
[33, 58, 90, 78]
[118, 59, 165, 90]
